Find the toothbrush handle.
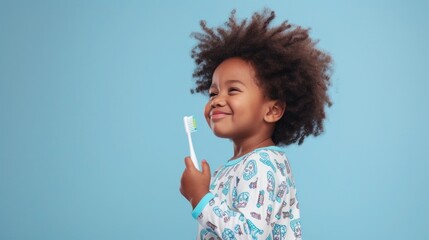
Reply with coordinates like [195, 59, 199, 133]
[187, 133, 200, 170]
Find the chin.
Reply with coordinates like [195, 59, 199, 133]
[213, 132, 231, 139]
[211, 127, 233, 139]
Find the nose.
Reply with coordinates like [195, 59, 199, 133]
[210, 96, 225, 108]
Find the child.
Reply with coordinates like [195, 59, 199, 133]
[180, 8, 332, 240]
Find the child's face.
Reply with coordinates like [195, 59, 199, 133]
[204, 57, 273, 141]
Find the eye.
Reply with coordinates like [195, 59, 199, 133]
[209, 92, 217, 98]
[228, 87, 241, 94]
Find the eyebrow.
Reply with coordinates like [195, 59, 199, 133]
[210, 79, 245, 88]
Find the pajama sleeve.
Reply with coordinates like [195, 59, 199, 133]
[192, 151, 294, 239]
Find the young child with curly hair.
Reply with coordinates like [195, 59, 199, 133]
[180, 8, 332, 240]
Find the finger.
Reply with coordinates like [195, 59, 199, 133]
[184, 157, 195, 170]
[201, 160, 211, 175]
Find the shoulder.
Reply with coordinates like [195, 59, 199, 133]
[240, 146, 291, 177]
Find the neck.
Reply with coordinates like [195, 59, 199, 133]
[231, 137, 274, 160]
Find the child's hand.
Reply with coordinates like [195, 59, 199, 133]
[180, 157, 211, 209]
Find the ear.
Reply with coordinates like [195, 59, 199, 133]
[264, 100, 286, 123]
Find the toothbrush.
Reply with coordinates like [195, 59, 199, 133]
[183, 115, 200, 170]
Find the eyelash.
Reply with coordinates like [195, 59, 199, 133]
[229, 88, 240, 93]
[208, 88, 240, 98]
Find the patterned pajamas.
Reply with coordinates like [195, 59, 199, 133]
[192, 146, 301, 240]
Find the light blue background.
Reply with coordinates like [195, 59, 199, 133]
[1, 1, 428, 239]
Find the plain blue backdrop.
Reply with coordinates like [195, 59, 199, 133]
[1, 0, 428, 239]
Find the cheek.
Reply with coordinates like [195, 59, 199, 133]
[204, 103, 211, 126]
[228, 99, 243, 114]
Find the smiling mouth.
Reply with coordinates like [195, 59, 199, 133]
[210, 112, 231, 120]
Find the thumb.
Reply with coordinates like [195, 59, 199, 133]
[201, 160, 211, 176]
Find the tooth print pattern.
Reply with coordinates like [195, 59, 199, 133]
[192, 146, 301, 240]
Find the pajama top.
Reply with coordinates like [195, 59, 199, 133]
[192, 146, 301, 240]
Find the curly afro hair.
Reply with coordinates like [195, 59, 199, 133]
[190, 8, 332, 146]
